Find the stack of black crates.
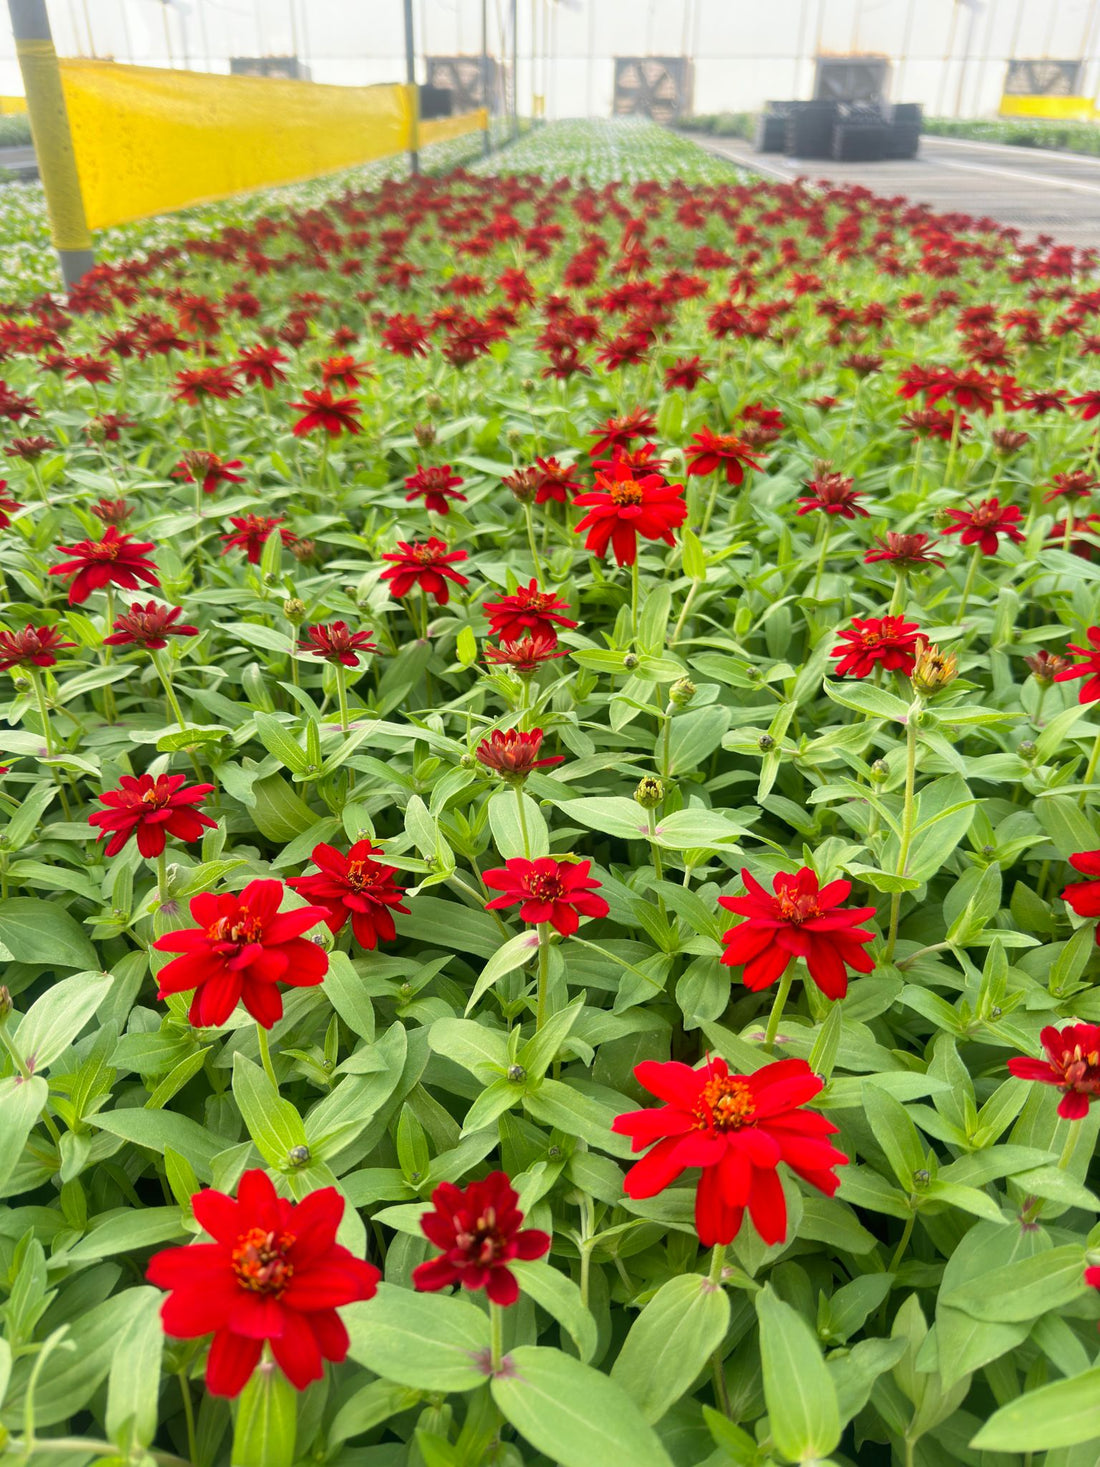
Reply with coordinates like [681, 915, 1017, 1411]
[753, 100, 922, 161]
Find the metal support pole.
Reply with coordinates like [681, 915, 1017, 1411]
[511, 0, 518, 136]
[481, 0, 491, 155]
[402, 0, 419, 174]
[7, 0, 93, 289]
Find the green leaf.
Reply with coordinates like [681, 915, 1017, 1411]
[511, 1258, 598, 1363]
[823, 678, 910, 721]
[232, 1054, 308, 1169]
[465, 929, 541, 1014]
[344, 1284, 490, 1392]
[523, 1079, 633, 1156]
[488, 788, 549, 859]
[682, 527, 706, 581]
[329, 1380, 421, 1448]
[0, 898, 98, 969]
[323, 950, 375, 1041]
[0, 1076, 47, 1193]
[456, 624, 478, 667]
[755, 1285, 841, 1461]
[232, 1356, 297, 1467]
[90, 1107, 226, 1181]
[15, 971, 112, 1072]
[942, 1244, 1087, 1322]
[862, 1081, 925, 1190]
[971, 1366, 1100, 1452]
[610, 1272, 730, 1422]
[60, 1206, 188, 1264]
[105, 1287, 163, 1452]
[491, 1345, 674, 1467]
[253, 713, 309, 775]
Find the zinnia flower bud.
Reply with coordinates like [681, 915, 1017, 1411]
[911, 642, 958, 696]
[413, 421, 436, 448]
[669, 677, 696, 708]
[283, 598, 306, 623]
[633, 776, 664, 808]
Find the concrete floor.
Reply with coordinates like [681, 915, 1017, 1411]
[692, 132, 1100, 251]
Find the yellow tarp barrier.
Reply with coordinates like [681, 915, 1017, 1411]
[56, 61, 418, 231]
[0, 96, 27, 114]
[998, 94, 1099, 121]
[420, 108, 488, 147]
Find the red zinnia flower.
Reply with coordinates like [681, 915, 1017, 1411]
[719, 866, 876, 999]
[172, 365, 241, 404]
[482, 580, 578, 644]
[612, 1055, 847, 1247]
[573, 460, 687, 567]
[5, 434, 52, 460]
[404, 464, 467, 515]
[0, 487, 22, 528]
[1062, 850, 1100, 923]
[831, 616, 923, 679]
[379, 538, 469, 605]
[483, 856, 609, 935]
[1053, 627, 1100, 703]
[864, 533, 945, 568]
[1007, 1022, 1100, 1119]
[146, 1169, 379, 1397]
[1069, 392, 1100, 421]
[587, 408, 657, 459]
[290, 388, 361, 438]
[0, 623, 75, 671]
[235, 344, 288, 388]
[530, 456, 582, 504]
[483, 634, 569, 676]
[91, 497, 134, 526]
[475, 727, 563, 780]
[104, 600, 199, 649]
[172, 450, 246, 495]
[298, 622, 379, 667]
[152, 878, 329, 1028]
[49, 527, 159, 605]
[664, 355, 708, 391]
[940, 497, 1025, 555]
[287, 840, 409, 951]
[684, 426, 763, 487]
[796, 473, 868, 518]
[411, 1172, 550, 1306]
[221, 515, 293, 564]
[320, 355, 373, 391]
[1044, 471, 1100, 504]
[89, 773, 216, 858]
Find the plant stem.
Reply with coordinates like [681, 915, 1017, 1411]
[256, 1022, 278, 1089]
[152, 650, 188, 731]
[489, 1300, 505, 1374]
[763, 965, 795, 1051]
[101, 587, 117, 723]
[708, 1243, 727, 1285]
[536, 921, 551, 1031]
[27, 668, 72, 820]
[1080, 728, 1100, 807]
[335, 664, 351, 733]
[811, 519, 832, 599]
[957, 545, 982, 623]
[886, 708, 921, 961]
[711, 1350, 732, 1418]
[523, 502, 544, 583]
[943, 409, 962, 488]
[669, 578, 699, 647]
[514, 782, 531, 857]
[888, 1212, 916, 1276]
[630, 556, 640, 646]
[1058, 1118, 1082, 1171]
[178, 1369, 198, 1467]
[888, 568, 906, 616]
[700, 474, 722, 536]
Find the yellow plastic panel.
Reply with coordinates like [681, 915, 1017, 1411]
[0, 96, 27, 114]
[419, 108, 488, 147]
[998, 94, 1098, 121]
[57, 61, 414, 230]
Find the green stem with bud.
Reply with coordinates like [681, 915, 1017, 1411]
[763, 965, 795, 1052]
[886, 703, 922, 961]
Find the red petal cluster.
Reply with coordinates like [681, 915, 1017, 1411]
[412, 1172, 550, 1306]
[147, 1170, 379, 1397]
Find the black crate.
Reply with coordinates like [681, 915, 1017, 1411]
[832, 123, 886, 162]
[763, 99, 796, 117]
[755, 114, 788, 152]
[883, 123, 921, 159]
[786, 101, 838, 158]
[886, 101, 923, 127]
[418, 84, 454, 120]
